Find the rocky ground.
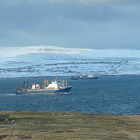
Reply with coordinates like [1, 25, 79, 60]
[0, 111, 140, 140]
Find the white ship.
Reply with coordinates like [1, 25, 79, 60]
[15, 77, 72, 95]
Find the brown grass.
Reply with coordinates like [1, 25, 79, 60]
[0, 111, 140, 139]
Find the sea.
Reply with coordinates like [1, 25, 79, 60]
[0, 75, 140, 115]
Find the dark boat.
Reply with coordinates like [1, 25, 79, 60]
[71, 75, 79, 80]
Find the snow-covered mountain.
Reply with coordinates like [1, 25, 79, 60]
[0, 46, 91, 59]
[0, 46, 140, 78]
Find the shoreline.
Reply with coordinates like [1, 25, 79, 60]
[1, 74, 140, 79]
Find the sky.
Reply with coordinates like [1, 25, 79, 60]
[0, 0, 140, 49]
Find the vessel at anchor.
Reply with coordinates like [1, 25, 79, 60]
[15, 77, 72, 95]
[80, 74, 98, 79]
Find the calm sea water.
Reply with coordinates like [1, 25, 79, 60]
[0, 76, 140, 115]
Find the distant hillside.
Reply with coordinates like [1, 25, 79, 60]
[0, 46, 140, 77]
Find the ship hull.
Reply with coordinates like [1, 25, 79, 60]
[15, 86, 72, 95]
[80, 76, 98, 79]
[71, 76, 79, 80]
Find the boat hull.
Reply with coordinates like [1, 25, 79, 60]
[80, 76, 98, 79]
[71, 76, 79, 80]
[15, 86, 72, 95]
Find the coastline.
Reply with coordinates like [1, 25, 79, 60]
[1, 74, 140, 79]
[0, 111, 140, 140]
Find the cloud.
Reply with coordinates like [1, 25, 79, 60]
[0, 0, 140, 49]
[47, 0, 140, 5]
[3, 0, 140, 6]
[77, 0, 140, 5]
[1, 0, 139, 24]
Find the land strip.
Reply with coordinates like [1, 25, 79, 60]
[0, 111, 140, 140]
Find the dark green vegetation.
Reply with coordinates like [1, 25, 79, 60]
[0, 111, 140, 140]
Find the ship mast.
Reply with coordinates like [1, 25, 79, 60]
[55, 75, 58, 82]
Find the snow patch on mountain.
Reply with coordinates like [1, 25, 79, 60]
[76, 49, 140, 58]
[0, 46, 91, 59]
[1, 46, 140, 59]
[0, 46, 140, 78]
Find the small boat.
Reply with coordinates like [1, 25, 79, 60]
[71, 75, 79, 80]
[80, 73, 99, 79]
[15, 77, 72, 95]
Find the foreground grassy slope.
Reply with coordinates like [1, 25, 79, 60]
[0, 111, 140, 140]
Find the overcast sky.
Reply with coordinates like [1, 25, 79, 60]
[0, 0, 140, 49]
